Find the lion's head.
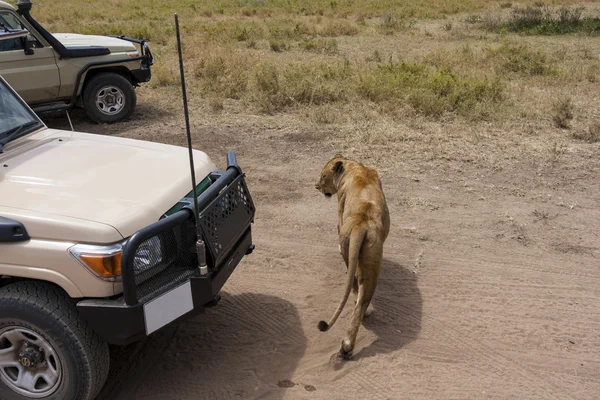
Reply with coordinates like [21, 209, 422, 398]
[315, 154, 346, 198]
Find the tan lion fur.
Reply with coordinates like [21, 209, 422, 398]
[315, 154, 390, 359]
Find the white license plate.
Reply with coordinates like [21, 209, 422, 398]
[143, 281, 194, 335]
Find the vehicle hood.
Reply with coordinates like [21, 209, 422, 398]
[0, 129, 215, 242]
[52, 33, 137, 53]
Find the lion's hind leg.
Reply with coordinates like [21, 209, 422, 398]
[339, 276, 376, 359]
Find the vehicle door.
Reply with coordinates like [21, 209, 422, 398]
[0, 10, 60, 104]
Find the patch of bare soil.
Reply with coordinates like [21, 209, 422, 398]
[42, 99, 600, 399]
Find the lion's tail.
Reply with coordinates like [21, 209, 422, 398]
[318, 226, 367, 332]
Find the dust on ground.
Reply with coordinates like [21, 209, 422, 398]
[43, 98, 600, 399]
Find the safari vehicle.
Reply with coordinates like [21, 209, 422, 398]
[0, 71, 255, 399]
[0, 0, 153, 124]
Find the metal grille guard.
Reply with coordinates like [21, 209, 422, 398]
[120, 151, 255, 306]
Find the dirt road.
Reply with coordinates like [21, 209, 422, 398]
[44, 102, 599, 400]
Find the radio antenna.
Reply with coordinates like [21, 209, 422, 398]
[174, 12, 207, 275]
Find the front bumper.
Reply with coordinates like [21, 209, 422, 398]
[76, 151, 256, 346]
[131, 67, 151, 84]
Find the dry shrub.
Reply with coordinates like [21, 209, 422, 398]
[319, 20, 359, 36]
[310, 105, 339, 124]
[485, 43, 555, 76]
[253, 62, 351, 114]
[379, 11, 410, 34]
[356, 13, 368, 25]
[366, 50, 383, 63]
[300, 38, 338, 54]
[195, 53, 249, 99]
[269, 39, 291, 52]
[551, 97, 574, 128]
[268, 21, 316, 40]
[573, 122, 600, 142]
[241, 8, 256, 17]
[149, 64, 180, 88]
[208, 97, 224, 113]
[585, 64, 599, 82]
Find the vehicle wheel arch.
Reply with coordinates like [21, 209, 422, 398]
[80, 66, 134, 95]
[0, 274, 83, 298]
[0, 276, 72, 297]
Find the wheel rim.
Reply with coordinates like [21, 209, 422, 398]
[95, 85, 125, 116]
[0, 327, 62, 398]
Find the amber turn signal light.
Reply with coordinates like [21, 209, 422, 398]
[79, 253, 122, 278]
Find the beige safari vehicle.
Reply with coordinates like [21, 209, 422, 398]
[0, 71, 256, 400]
[0, 0, 154, 124]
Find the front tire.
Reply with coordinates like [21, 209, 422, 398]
[0, 282, 109, 400]
[82, 72, 136, 124]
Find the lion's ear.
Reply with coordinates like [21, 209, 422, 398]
[334, 160, 344, 174]
[334, 153, 344, 158]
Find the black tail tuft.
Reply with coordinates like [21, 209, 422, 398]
[318, 321, 329, 331]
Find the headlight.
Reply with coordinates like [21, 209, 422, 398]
[69, 243, 123, 281]
[70, 236, 164, 283]
[132, 236, 163, 275]
[127, 50, 140, 58]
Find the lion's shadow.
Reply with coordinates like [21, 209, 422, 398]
[352, 258, 423, 360]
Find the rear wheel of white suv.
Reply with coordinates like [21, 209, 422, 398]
[82, 72, 137, 124]
[0, 281, 109, 400]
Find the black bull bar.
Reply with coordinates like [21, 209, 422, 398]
[76, 151, 256, 345]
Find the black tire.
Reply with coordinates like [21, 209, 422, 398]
[82, 72, 136, 124]
[0, 281, 110, 400]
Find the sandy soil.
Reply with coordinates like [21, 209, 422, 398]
[42, 99, 600, 400]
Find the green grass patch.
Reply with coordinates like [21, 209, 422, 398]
[249, 58, 504, 118]
[485, 43, 556, 76]
[358, 62, 503, 118]
[300, 38, 339, 54]
[493, 6, 600, 35]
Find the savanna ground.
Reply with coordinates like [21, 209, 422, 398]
[36, 0, 600, 398]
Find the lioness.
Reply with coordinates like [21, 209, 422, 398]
[315, 154, 390, 359]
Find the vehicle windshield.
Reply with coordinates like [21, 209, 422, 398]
[0, 79, 42, 143]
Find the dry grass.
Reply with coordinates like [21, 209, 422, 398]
[573, 121, 600, 142]
[29, 0, 600, 146]
[551, 97, 574, 129]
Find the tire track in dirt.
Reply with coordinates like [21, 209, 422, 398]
[224, 292, 306, 342]
[397, 252, 568, 400]
[359, 301, 564, 400]
[249, 236, 569, 399]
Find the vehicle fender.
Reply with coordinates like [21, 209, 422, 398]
[0, 263, 83, 297]
[72, 60, 140, 99]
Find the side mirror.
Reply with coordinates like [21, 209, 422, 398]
[21, 36, 34, 55]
